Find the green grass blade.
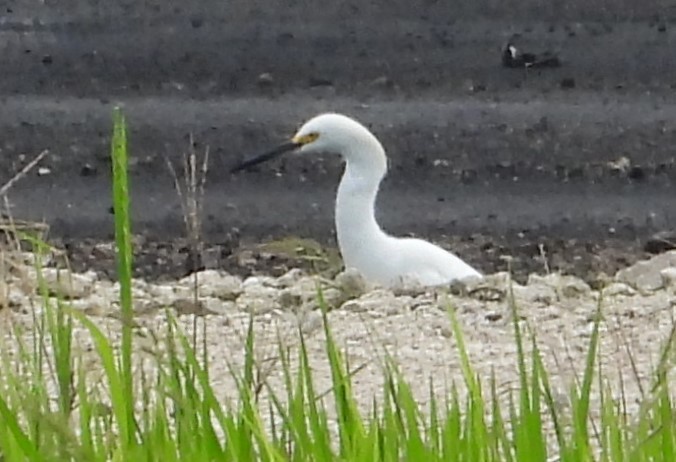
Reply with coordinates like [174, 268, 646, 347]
[0, 393, 43, 461]
[572, 300, 602, 458]
[68, 309, 131, 450]
[319, 288, 365, 458]
[110, 106, 136, 448]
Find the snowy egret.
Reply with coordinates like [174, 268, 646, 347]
[231, 113, 482, 288]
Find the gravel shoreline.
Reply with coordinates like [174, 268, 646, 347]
[4, 249, 676, 445]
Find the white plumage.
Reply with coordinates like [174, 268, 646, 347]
[233, 112, 482, 288]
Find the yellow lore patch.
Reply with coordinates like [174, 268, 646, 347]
[292, 132, 319, 145]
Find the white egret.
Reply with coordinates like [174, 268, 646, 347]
[232, 113, 482, 288]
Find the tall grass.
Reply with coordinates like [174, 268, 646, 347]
[110, 106, 136, 451]
[0, 109, 674, 460]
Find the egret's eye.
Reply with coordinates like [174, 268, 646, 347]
[293, 132, 319, 145]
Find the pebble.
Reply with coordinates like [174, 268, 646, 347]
[334, 268, 370, 299]
[180, 270, 243, 300]
[527, 273, 591, 298]
[600, 282, 636, 297]
[299, 310, 323, 334]
[340, 289, 406, 316]
[70, 293, 111, 316]
[236, 295, 280, 315]
[513, 283, 556, 305]
[276, 268, 305, 287]
[39, 268, 96, 299]
[202, 298, 237, 316]
[146, 284, 177, 306]
[0, 282, 26, 309]
[616, 251, 676, 292]
[16, 250, 54, 267]
[660, 267, 676, 291]
[278, 289, 303, 310]
[242, 275, 278, 289]
[173, 298, 208, 316]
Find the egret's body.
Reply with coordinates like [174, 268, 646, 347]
[232, 113, 482, 288]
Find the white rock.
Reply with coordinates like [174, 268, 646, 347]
[615, 251, 676, 292]
[454, 271, 515, 300]
[299, 310, 323, 334]
[296, 287, 346, 312]
[131, 278, 149, 292]
[236, 296, 280, 315]
[660, 267, 676, 290]
[276, 268, 305, 287]
[278, 289, 303, 310]
[70, 293, 112, 316]
[526, 273, 548, 286]
[340, 289, 406, 316]
[437, 272, 500, 302]
[242, 275, 277, 289]
[334, 268, 370, 299]
[236, 280, 281, 314]
[556, 275, 592, 298]
[320, 287, 346, 310]
[0, 281, 26, 309]
[195, 271, 243, 301]
[278, 276, 342, 311]
[242, 283, 279, 300]
[476, 271, 513, 291]
[527, 273, 591, 298]
[236, 276, 281, 314]
[145, 284, 177, 306]
[16, 251, 53, 267]
[202, 298, 237, 315]
[391, 276, 428, 297]
[513, 283, 556, 305]
[294, 276, 322, 297]
[411, 293, 437, 310]
[111, 280, 153, 298]
[172, 285, 194, 299]
[96, 279, 115, 292]
[7, 284, 28, 307]
[40, 268, 95, 299]
[135, 298, 162, 314]
[172, 298, 207, 315]
[600, 282, 636, 297]
[341, 300, 368, 313]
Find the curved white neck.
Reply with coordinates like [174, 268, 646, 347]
[334, 139, 389, 268]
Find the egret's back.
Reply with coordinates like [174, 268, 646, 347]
[390, 237, 481, 286]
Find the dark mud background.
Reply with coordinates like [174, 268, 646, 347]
[3, 0, 676, 283]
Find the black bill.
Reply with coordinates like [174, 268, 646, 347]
[230, 141, 300, 173]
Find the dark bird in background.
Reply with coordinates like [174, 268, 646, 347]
[502, 42, 561, 69]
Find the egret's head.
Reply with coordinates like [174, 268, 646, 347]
[231, 113, 383, 173]
[292, 113, 370, 155]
